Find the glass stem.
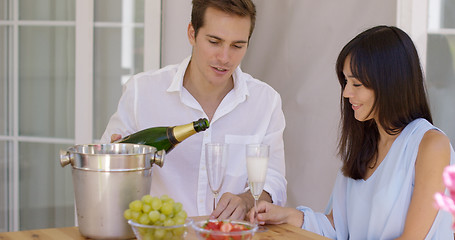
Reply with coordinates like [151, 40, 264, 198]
[254, 198, 258, 225]
[213, 193, 219, 212]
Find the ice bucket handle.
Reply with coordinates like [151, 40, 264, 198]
[152, 149, 166, 168]
[60, 150, 71, 167]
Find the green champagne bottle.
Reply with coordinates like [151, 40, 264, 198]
[118, 118, 210, 153]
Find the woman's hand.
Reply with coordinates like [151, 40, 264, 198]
[247, 201, 304, 228]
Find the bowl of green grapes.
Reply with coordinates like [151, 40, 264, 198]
[124, 194, 191, 240]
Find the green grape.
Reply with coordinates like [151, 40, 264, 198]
[160, 202, 173, 216]
[173, 227, 185, 237]
[165, 198, 175, 205]
[148, 210, 160, 222]
[142, 231, 154, 240]
[175, 210, 187, 220]
[154, 229, 166, 239]
[131, 210, 141, 222]
[151, 197, 163, 210]
[123, 209, 133, 220]
[163, 218, 175, 226]
[138, 228, 148, 236]
[173, 202, 183, 214]
[160, 194, 170, 201]
[126, 194, 188, 232]
[139, 213, 150, 225]
[142, 203, 152, 213]
[173, 216, 185, 226]
[141, 194, 153, 204]
[129, 200, 143, 212]
[146, 229, 155, 236]
[164, 230, 173, 239]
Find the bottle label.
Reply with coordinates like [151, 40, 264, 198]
[167, 127, 180, 145]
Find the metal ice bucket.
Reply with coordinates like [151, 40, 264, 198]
[60, 143, 165, 239]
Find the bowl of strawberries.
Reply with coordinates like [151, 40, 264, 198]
[191, 219, 258, 240]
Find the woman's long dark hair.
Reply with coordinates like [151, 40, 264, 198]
[335, 26, 432, 179]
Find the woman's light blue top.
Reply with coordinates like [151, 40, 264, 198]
[298, 118, 454, 239]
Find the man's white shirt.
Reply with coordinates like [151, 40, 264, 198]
[101, 56, 287, 216]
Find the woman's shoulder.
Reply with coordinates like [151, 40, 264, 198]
[417, 129, 451, 167]
[420, 129, 450, 153]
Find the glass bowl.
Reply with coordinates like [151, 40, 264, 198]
[128, 219, 192, 240]
[191, 219, 258, 240]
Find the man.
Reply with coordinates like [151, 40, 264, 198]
[101, 0, 286, 220]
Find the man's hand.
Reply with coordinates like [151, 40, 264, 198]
[111, 134, 122, 143]
[210, 191, 272, 220]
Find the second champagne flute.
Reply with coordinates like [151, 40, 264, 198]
[246, 144, 269, 231]
[205, 143, 228, 212]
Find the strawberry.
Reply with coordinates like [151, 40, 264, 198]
[220, 222, 233, 232]
[200, 220, 252, 240]
[232, 224, 246, 231]
[205, 221, 220, 230]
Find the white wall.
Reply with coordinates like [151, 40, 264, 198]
[161, 0, 193, 65]
[161, 0, 397, 211]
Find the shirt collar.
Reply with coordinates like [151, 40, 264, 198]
[231, 65, 249, 100]
[167, 56, 249, 99]
[167, 56, 191, 92]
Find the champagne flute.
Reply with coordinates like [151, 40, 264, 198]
[246, 144, 269, 232]
[205, 143, 228, 211]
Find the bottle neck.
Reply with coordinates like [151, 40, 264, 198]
[194, 119, 209, 132]
[171, 123, 197, 143]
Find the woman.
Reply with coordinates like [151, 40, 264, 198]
[248, 25, 454, 239]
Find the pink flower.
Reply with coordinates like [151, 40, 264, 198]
[434, 192, 455, 214]
[442, 165, 455, 191]
[434, 165, 455, 229]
